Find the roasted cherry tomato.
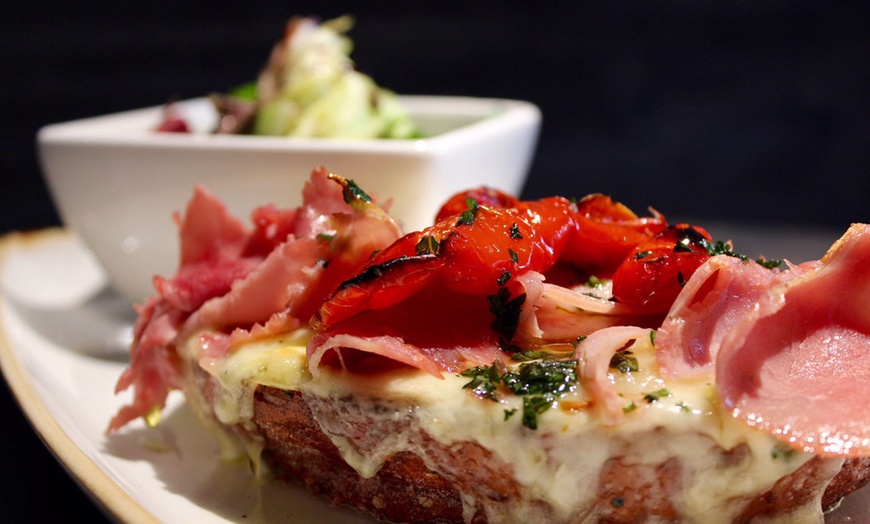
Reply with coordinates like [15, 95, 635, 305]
[316, 190, 678, 331]
[315, 200, 577, 329]
[562, 194, 668, 277]
[434, 187, 520, 222]
[611, 224, 713, 312]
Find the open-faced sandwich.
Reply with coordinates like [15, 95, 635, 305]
[108, 167, 870, 523]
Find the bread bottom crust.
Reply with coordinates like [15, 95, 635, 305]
[251, 386, 870, 523]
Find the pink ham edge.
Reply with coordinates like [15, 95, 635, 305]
[534, 281, 659, 342]
[109, 186, 252, 432]
[576, 325, 654, 424]
[717, 224, 870, 457]
[308, 332, 446, 378]
[109, 168, 401, 433]
[656, 256, 813, 381]
[184, 237, 327, 335]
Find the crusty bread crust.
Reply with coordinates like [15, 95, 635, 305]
[251, 386, 870, 523]
[253, 387, 471, 523]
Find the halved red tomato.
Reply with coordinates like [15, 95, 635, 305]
[611, 224, 713, 312]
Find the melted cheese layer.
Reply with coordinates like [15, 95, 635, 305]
[188, 330, 830, 523]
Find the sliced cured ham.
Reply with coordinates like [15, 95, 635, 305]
[656, 256, 811, 380]
[109, 168, 402, 432]
[717, 224, 870, 457]
[576, 326, 654, 424]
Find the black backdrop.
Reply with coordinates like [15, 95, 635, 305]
[1, 1, 868, 521]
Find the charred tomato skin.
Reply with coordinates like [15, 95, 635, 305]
[611, 224, 713, 312]
[435, 187, 521, 222]
[316, 189, 686, 331]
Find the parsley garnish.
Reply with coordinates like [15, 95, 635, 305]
[460, 363, 502, 401]
[497, 270, 512, 286]
[316, 232, 335, 242]
[341, 179, 372, 204]
[756, 257, 783, 269]
[509, 249, 519, 263]
[457, 198, 479, 226]
[522, 396, 555, 429]
[643, 388, 671, 403]
[674, 237, 695, 253]
[509, 223, 523, 239]
[487, 287, 526, 341]
[415, 235, 440, 256]
[586, 275, 606, 288]
[700, 239, 783, 269]
[609, 350, 639, 373]
[460, 359, 579, 430]
[511, 349, 572, 362]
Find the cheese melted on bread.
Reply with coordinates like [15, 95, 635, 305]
[177, 328, 841, 523]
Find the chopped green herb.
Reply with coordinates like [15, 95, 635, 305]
[643, 388, 671, 403]
[415, 235, 441, 256]
[498, 338, 524, 354]
[609, 350, 639, 373]
[487, 287, 526, 341]
[497, 270, 512, 286]
[623, 401, 638, 414]
[674, 237, 695, 253]
[460, 364, 501, 401]
[504, 408, 517, 420]
[460, 359, 578, 430]
[341, 179, 372, 203]
[756, 257, 783, 269]
[316, 232, 335, 242]
[509, 249, 519, 263]
[676, 401, 691, 413]
[572, 335, 587, 348]
[635, 251, 652, 260]
[650, 330, 657, 346]
[586, 275, 606, 288]
[511, 349, 572, 362]
[703, 239, 741, 257]
[522, 396, 553, 430]
[457, 198, 480, 226]
[677, 271, 686, 287]
[501, 359, 578, 397]
[771, 442, 796, 461]
[509, 223, 523, 239]
[700, 238, 784, 269]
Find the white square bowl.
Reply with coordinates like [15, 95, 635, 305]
[37, 95, 541, 303]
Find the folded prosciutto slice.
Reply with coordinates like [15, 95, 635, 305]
[716, 224, 870, 458]
[108, 167, 402, 431]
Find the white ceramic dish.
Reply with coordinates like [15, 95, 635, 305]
[37, 96, 541, 303]
[1, 229, 867, 523]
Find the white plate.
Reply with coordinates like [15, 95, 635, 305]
[0, 229, 370, 523]
[0, 229, 867, 522]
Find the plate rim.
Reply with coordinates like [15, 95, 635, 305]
[0, 229, 157, 524]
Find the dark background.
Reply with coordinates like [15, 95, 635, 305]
[1, 1, 867, 521]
